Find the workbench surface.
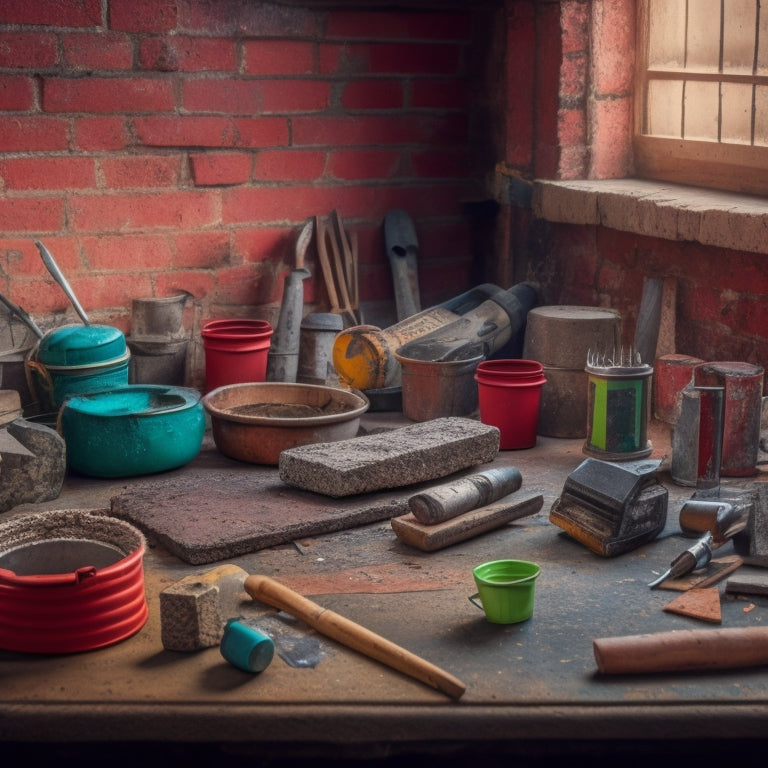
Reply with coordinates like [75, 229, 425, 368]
[3, 413, 768, 763]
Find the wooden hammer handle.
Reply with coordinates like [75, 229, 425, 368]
[244, 574, 466, 700]
[594, 626, 768, 674]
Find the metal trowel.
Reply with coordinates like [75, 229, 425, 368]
[266, 219, 313, 383]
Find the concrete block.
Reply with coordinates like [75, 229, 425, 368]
[278, 417, 500, 498]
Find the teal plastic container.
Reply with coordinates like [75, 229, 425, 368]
[59, 384, 205, 478]
[27, 325, 130, 410]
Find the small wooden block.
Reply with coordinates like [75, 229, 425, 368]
[390, 491, 543, 552]
[662, 587, 722, 624]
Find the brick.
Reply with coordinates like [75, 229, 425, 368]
[139, 36, 237, 73]
[43, 77, 175, 114]
[0, 0, 100, 27]
[62, 32, 133, 71]
[174, 232, 231, 269]
[74, 117, 130, 151]
[0, 33, 58, 68]
[182, 1, 317, 37]
[134, 116, 289, 149]
[291, 114, 467, 147]
[261, 79, 330, 113]
[0, 198, 64, 234]
[561, 0, 590, 55]
[243, 40, 317, 75]
[82, 235, 175, 271]
[253, 149, 325, 182]
[0, 157, 96, 191]
[341, 80, 403, 110]
[234, 227, 297, 267]
[327, 148, 401, 181]
[190, 152, 252, 186]
[68, 191, 220, 233]
[591, 0, 634, 95]
[0, 76, 35, 111]
[0, 117, 68, 152]
[108, 0, 178, 33]
[99, 155, 182, 188]
[278, 417, 500, 498]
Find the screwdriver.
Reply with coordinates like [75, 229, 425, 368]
[648, 531, 714, 589]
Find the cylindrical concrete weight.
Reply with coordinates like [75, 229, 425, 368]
[693, 361, 764, 477]
[523, 306, 622, 369]
[653, 353, 705, 424]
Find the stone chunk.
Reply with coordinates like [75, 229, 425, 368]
[278, 417, 500, 498]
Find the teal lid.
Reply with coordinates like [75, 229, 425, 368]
[36, 325, 127, 367]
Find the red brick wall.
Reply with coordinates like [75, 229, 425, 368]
[0, 0, 504, 388]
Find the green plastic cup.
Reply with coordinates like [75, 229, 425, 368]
[469, 559, 540, 624]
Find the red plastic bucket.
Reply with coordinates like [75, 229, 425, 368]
[201, 319, 273, 393]
[475, 359, 546, 449]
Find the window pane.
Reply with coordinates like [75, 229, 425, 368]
[647, 79, 684, 137]
[754, 85, 768, 143]
[687, 0, 722, 71]
[723, 0, 757, 73]
[648, 0, 686, 68]
[721, 82, 753, 142]
[684, 80, 720, 139]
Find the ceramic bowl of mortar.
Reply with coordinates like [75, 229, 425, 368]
[203, 381, 369, 465]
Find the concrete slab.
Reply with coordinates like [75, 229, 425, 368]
[278, 417, 500, 497]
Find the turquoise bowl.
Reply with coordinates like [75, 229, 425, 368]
[59, 384, 205, 478]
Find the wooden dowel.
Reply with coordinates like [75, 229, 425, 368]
[245, 574, 466, 700]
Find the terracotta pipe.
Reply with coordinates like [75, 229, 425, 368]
[594, 626, 768, 674]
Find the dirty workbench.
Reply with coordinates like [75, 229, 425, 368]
[3, 412, 768, 765]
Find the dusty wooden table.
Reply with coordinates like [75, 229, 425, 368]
[2, 414, 768, 764]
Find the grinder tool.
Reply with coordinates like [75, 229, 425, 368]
[549, 457, 668, 557]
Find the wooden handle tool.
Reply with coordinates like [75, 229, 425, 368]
[244, 574, 466, 700]
[593, 626, 768, 675]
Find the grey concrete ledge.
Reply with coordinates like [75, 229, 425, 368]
[532, 178, 768, 255]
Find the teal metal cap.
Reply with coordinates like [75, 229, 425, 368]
[220, 619, 274, 673]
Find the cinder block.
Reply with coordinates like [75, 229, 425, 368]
[278, 417, 500, 498]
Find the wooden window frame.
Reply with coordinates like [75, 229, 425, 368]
[634, 0, 768, 196]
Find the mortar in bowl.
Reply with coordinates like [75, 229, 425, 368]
[203, 382, 369, 465]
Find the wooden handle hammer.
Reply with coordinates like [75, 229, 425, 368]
[245, 574, 466, 700]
